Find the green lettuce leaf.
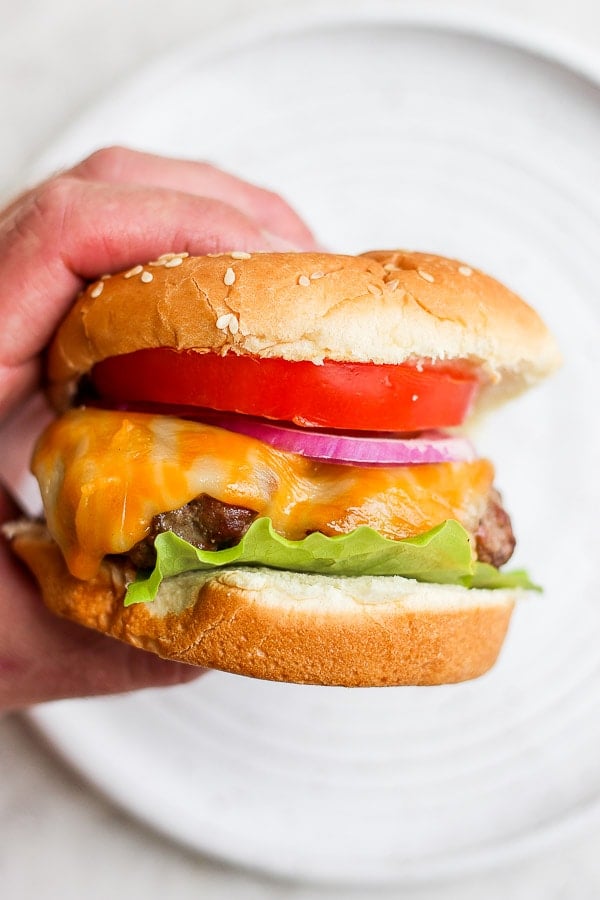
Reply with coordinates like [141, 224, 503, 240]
[124, 517, 539, 605]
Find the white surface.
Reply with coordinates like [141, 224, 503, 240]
[24, 0, 600, 884]
[2, 0, 600, 897]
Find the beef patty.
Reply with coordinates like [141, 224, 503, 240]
[127, 489, 516, 570]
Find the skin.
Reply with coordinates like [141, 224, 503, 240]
[0, 146, 318, 713]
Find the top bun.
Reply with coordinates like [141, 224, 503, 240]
[48, 249, 561, 414]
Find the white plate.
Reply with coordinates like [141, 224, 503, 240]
[26, 3, 600, 886]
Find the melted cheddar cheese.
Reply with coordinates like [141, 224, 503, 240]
[33, 408, 495, 580]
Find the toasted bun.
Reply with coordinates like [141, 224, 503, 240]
[10, 523, 518, 687]
[48, 250, 560, 414]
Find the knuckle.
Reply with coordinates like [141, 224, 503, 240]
[9, 176, 78, 246]
[33, 175, 78, 213]
[76, 145, 132, 180]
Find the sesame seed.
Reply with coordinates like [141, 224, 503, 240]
[230, 251, 251, 260]
[298, 275, 311, 287]
[148, 259, 167, 267]
[383, 263, 397, 271]
[165, 257, 183, 268]
[367, 284, 381, 295]
[90, 282, 104, 298]
[387, 279, 399, 291]
[224, 267, 236, 286]
[140, 271, 153, 283]
[458, 265, 473, 277]
[416, 362, 424, 372]
[158, 253, 176, 261]
[215, 313, 238, 335]
[100, 274, 111, 280]
[417, 269, 435, 283]
[412, 394, 419, 402]
[124, 265, 144, 279]
[310, 271, 324, 280]
[175, 251, 190, 259]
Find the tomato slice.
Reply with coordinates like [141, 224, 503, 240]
[90, 349, 478, 432]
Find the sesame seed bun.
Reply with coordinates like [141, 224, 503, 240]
[48, 250, 561, 415]
[10, 522, 517, 687]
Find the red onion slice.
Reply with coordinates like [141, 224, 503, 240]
[202, 411, 475, 465]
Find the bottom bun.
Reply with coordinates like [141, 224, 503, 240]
[11, 523, 519, 687]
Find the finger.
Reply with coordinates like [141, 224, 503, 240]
[0, 176, 284, 416]
[70, 146, 318, 250]
[0, 392, 52, 515]
[1, 620, 203, 712]
[0, 510, 203, 712]
[0, 480, 20, 521]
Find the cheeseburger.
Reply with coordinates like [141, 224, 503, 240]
[9, 250, 560, 686]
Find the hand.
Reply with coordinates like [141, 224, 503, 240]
[0, 146, 318, 712]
